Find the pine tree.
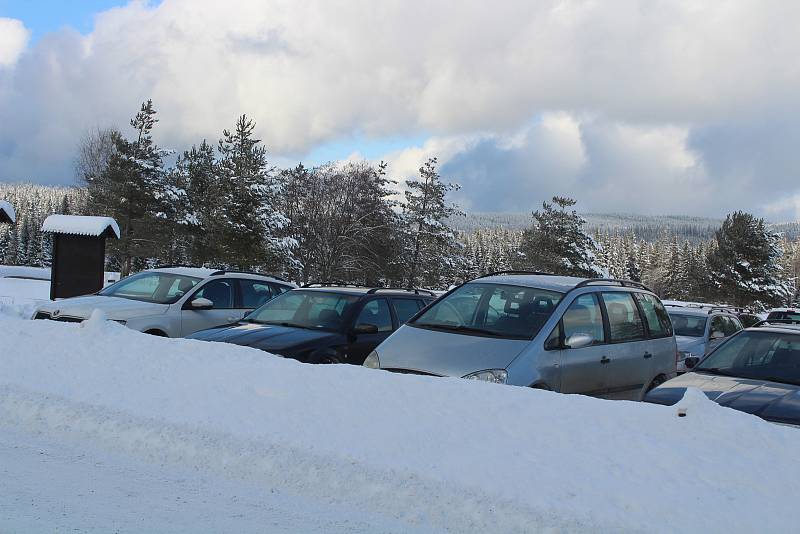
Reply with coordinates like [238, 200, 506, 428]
[88, 100, 170, 275]
[516, 196, 600, 278]
[707, 211, 791, 307]
[216, 115, 292, 270]
[399, 158, 463, 288]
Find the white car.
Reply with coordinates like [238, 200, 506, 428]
[33, 267, 295, 337]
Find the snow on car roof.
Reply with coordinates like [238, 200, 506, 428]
[0, 200, 15, 223]
[150, 266, 217, 278]
[41, 214, 120, 238]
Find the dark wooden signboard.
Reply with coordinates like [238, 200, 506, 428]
[50, 234, 108, 300]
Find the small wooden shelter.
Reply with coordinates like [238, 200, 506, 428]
[0, 201, 14, 225]
[41, 215, 120, 300]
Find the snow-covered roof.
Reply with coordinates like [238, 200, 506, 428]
[0, 200, 15, 224]
[151, 266, 217, 278]
[41, 215, 120, 238]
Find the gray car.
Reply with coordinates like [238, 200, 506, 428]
[33, 267, 295, 337]
[364, 272, 677, 400]
[666, 305, 743, 373]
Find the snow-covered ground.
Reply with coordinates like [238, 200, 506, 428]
[1, 305, 799, 533]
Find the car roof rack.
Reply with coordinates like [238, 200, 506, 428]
[210, 269, 290, 283]
[302, 281, 368, 288]
[154, 263, 206, 270]
[663, 303, 685, 308]
[571, 278, 654, 293]
[366, 287, 437, 297]
[707, 307, 737, 315]
[477, 270, 555, 278]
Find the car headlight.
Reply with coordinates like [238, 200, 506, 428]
[463, 369, 508, 384]
[363, 351, 380, 369]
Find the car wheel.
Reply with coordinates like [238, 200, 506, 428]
[646, 375, 666, 393]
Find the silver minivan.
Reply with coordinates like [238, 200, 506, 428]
[364, 272, 677, 400]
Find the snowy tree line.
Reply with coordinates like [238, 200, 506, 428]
[0, 183, 84, 268]
[458, 209, 800, 309]
[0, 100, 798, 306]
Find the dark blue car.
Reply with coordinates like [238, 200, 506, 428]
[645, 321, 800, 427]
[188, 285, 436, 365]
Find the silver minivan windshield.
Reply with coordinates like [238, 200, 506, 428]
[410, 282, 563, 340]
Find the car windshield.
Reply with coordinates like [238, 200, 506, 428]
[99, 271, 202, 304]
[409, 282, 562, 340]
[245, 290, 361, 332]
[768, 311, 800, 322]
[696, 331, 800, 386]
[669, 313, 707, 337]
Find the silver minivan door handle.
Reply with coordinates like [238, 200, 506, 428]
[643, 352, 652, 359]
[600, 356, 611, 364]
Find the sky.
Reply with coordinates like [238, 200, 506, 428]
[1, 0, 799, 220]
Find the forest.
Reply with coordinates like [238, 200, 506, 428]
[1, 100, 799, 309]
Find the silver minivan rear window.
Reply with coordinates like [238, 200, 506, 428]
[410, 283, 563, 340]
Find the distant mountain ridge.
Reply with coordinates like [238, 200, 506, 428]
[451, 212, 800, 242]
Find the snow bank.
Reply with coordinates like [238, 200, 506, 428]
[41, 214, 120, 238]
[1, 315, 799, 532]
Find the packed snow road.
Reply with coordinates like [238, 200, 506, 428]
[1, 310, 799, 532]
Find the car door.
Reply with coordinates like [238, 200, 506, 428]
[180, 279, 241, 336]
[549, 293, 609, 396]
[347, 298, 394, 364]
[600, 291, 651, 400]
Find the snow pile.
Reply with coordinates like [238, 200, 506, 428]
[1, 315, 799, 532]
[41, 214, 120, 238]
[0, 200, 14, 223]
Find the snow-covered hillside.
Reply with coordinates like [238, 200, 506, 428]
[1, 310, 799, 532]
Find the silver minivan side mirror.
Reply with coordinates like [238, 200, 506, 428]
[565, 333, 594, 349]
[190, 297, 214, 310]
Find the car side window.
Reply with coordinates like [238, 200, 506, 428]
[634, 293, 672, 338]
[240, 280, 274, 309]
[602, 292, 646, 342]
[561, 293, 605, 346]
[723, 316, 741, 336]
[192, 280, 234, 309]
[355, 299, 393, 332]
[710, 316, 726, 337]
[392, 298, 422, 324]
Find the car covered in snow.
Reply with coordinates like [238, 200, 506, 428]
[666, 305, 743, 373]
[187, 285, 437, 364]
[364, 272, 677, 400]
[645, 321, 800, 426]
[33, 267, 295, 337]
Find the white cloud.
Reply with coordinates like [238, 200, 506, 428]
[1, 1, 800, 218]
[0, 18, 29, 68]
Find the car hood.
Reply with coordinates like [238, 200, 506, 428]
[675, 335, 705, 353]
[374, 324, 529, 378]
[646, 372, 800, 426]
[188, 322, 343, 355]
[37, 295, 168, 320]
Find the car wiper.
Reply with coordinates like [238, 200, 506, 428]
[760, 376, 800, 387]
[262, 321, 310, 329]
[420, 323, 503, 337]
[695, 367, 741, 378]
